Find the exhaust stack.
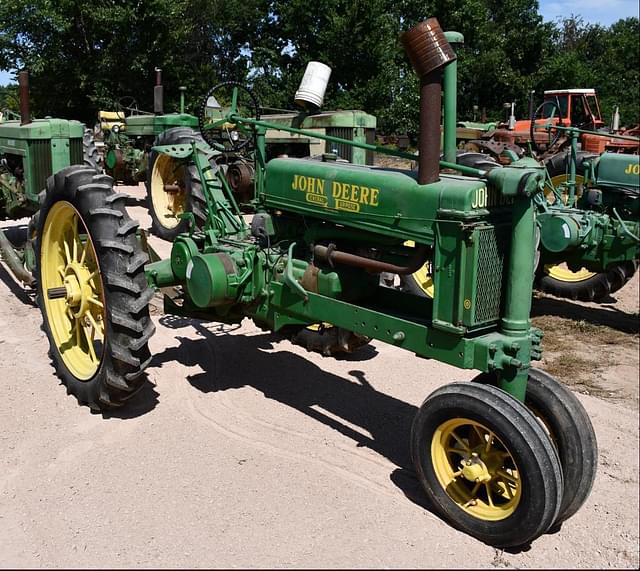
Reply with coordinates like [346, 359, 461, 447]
[18, 70, 31, 126]
[154, 67, 164, 114]
[401, 18, 456, 185]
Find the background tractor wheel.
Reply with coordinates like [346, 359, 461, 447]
[538, 151, 637, 301]
[146, 127, 208, 241]
[83, 128, 101, 171]
[473, 368, 597, 526]
[543, 150, 598, 205]
[410, 382, 562, 547]
[36, 166, 155, 410]
[536, 260, 638, 301]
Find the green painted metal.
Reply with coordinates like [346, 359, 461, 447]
[0, 118, 84, 218]
[443, 31, 464, 164]
[596, 153, 639, 190]
[123, 113, 198, 137]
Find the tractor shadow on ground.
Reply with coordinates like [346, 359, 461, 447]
[531, 294, 639, 334]
[149, 314, 534, 552]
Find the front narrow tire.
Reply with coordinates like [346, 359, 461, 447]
[410, 382, 563, 547]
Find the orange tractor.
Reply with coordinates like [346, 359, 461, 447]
[465, 88, 639, 160]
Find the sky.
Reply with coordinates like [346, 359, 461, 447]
[1, 0, 638, 85]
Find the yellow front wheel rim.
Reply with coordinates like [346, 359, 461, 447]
[544, 264, 596, 283]
[431, 418, 522, 521]
[151, 154, 187, 229]
[41, 201, 106, 380]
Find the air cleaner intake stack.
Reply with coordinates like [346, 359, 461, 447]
[19, 70, 31, 126]
[401, 18, 456, 184]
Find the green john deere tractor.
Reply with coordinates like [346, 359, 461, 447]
[1, 19, 598, 549]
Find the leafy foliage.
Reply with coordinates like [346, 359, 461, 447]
[0, 0, 638, 134]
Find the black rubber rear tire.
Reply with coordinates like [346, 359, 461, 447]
[36, 166, 155, 410]
[83, 128, 101, 171]
[411, 382, 563, 547]
[146, 127, 207, 241]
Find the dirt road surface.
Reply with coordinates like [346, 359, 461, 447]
[1, 184, 638, 568]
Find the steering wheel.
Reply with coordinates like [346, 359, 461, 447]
[198, 81, 260, 152]
[530, 100, 564, 153]
[115, 96, 140, 114]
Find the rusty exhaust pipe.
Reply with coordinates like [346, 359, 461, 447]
[18, 70, 31, 126]
[401, 18, 456, 185]
[314, 244, 430, 275]
[154, 67, 164, 114]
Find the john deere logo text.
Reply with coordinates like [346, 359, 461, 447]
[624, 163, 640, 175]
[291, 174, 380, 212]
[471, 185, 513, 209]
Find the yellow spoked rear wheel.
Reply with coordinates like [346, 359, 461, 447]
[41, 201, 105, 380]
[36, 166, 155, 410]
[146, 127, 208, 242]
[431, 418, 521, 521]
[150, 154, 187, 230]
[411, 382, 563, 547]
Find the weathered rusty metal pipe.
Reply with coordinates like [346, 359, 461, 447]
[401, 18, 456, 185]
[314, 244, 430, 275]
[154, 67, 164, 114]
[0, 229, 35, 286]
[18, 70, 31, 126]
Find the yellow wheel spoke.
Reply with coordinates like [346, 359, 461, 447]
[472, 424, 485, 443]
[497, 469, 518, 484]
[500, 477, 515, 499]
[446, 447, 466, 456]
[86, 312, 103, 337]
[87, 296, 104, 309]
[485, 483, 495, 507]
[450, 431, 471, 452]
[81, 323, 98, 363]
[57, 266, 66, 280]
[63, 240, 72, 265]
[79, 238, 88, 265]
[484, 431, 495, 453]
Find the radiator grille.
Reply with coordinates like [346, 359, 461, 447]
[70, 137, 83, 165]
[325, 127, 354, 162]
[475, 226, 509, 324]
[28, 140, 53, 194]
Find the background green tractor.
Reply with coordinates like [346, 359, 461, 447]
[27, 19, 597, 549]
[99, 69, 376, 243]
[0, 71, 98, 286]
[97, 68, 203, 240]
